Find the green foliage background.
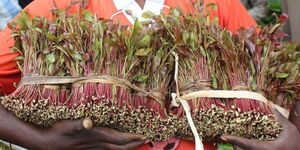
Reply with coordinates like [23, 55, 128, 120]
[258, 0, 282, 25]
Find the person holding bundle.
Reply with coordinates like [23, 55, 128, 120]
[0, 0, 299, 150]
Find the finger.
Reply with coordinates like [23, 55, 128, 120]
[101, 140, 146, 150]
[268, 101, 291, 129]
[221, 135, 271, 150]
[267, 101, 300, 141]
[52, 120, 82, 134]
[53, 118, 90, 134]
[95, 127, 146, 145]
[289, 101, 300, 132]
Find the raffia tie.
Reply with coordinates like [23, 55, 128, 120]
[170, 52, 290, 150]
[18, 75, 165, 105]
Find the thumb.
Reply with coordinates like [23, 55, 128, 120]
[268, 101, 291, 129]
[220, 135, 270, 150]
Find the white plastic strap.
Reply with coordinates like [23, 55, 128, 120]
[171, 52, 204, 150]
[179, 99, 204, 150]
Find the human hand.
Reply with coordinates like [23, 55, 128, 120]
[37, 118, 146, 150]
[220, 102, 300, 150]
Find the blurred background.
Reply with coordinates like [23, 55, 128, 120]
[242, 0, 300, 42]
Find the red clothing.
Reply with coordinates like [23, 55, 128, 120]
[0, 0, 257, 149]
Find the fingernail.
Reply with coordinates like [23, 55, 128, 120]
[82, 117, 93, 129]
[267, 101, 276, 113]
[140, 137, 147, 141]
[220, 136, 228, 142]
[144, 140, 150, 144]
[293, 102, 300, 117]
[267, 101, 274, 109]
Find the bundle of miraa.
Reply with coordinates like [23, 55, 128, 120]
[1, 9, 175, 142]
[1, 4, 300, 142]
[164, 7, 299, 141]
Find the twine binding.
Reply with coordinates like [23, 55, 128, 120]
[19, 75, 165, 105]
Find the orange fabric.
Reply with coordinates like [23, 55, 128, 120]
[205, 0, 257, 32]
[0, 0, 257, 149]
[0, 27, 21, 95]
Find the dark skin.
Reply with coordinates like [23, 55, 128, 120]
[0, 105, 146, 150]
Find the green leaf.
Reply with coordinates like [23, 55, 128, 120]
[16, 11, 31, 29]
[35, 28, 43, 33]
[138, 35, 151, 46]
[269, 23, 281, 34]
[171, 9, 180, 16]
[142, 11, 155, 19]
[46, 54, 56, 63]
[15, 56, 24, 61]
[11, 33, 19, 37]
[212, 17, 219, 24]
[206, 3, 218, 10]
[267, 67, 276, 74]
[200, 46, 207, 57]
[81, 10, 93, 22]
[135, 48, 152, 56]
[190, 32, 196, 42]
[47, 33, 57, 41]
[251, 81, 257, 90]
[222, 79, 227, 90]
[211, 75, 218, 89]
[275, 73, 289, 78]
[153, 55, 161, 70]
[250, 62, 256, 74]
[183, 31, 189, 43]
[49, 64, 54, 73]
[218, 144, 233, 150]
[73, 53, 83, 60]
[58, 34, 65, 42]
[133, 75, 149, 82]
[132, 19, 142, 38]
[161, 15, 167, 24]
[285, 90, 296, 96]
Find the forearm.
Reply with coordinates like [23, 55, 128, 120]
[0, 105, 44, 149]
